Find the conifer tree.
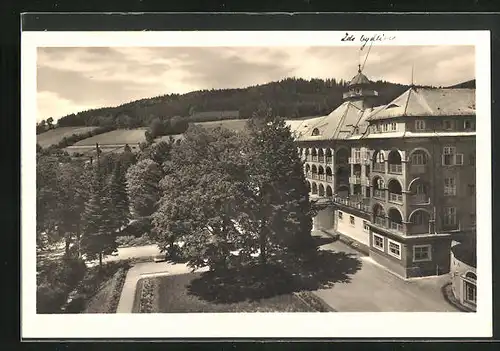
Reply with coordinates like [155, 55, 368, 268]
[108, 161, 130, 235]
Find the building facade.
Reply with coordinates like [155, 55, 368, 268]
[288, 67, 476, 279]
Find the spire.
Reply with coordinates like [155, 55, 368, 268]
[411, 64, 415, 87]
[358, 64, 362, 73]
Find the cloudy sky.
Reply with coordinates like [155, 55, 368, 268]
[37, 45, 474, 122]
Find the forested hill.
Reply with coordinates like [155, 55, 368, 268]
[447, 79, 476, 89]
[56, 78, 432, 128]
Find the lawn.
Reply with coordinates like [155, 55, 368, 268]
[141, 272, 314, 313]
[37, 126, 100, 148]
[71, 128, 148, 146]
[194, 119, 249, 133]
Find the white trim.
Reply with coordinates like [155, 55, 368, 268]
[372, 233, 385, 252]
[415, 119, 426, 131]
[349, 215, 355, 226]
[387, 239, 402, 260]
[413, 244, 432, 262]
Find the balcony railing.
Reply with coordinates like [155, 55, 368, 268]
[312, 174, 319, 180]
[306, 155, 312, 161]
[410, 193, 429, 205]
[374, 216, 386, 227]
[312, 156, 319, 162]
[410, 164, 426, 175]
[373, 163, 385, 172]
[306, 172, 312, 179]
[364, 178, 370, 187]
[373, 189, 385, 199]
[389, 221, 404, 232]
[319, 174, 326, 181]
[348, 157, 360, 164]
[388, 164, 403, 174]
[326, 175, 333, 182]
[326, 156, 333, 163]
[332, 196, 371, 213]
[349, 175, 361, 184]
[389, 192, 403, 203]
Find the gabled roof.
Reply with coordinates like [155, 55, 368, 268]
[286, 116, 326, 138]
[367, 87, 476, 121]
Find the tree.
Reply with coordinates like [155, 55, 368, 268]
[241, 105, 314, 266]
[149, 118, 164, 138]
[151, 125, 249, 269]
[46, 117, 54, 129]
[144, 130, 154, 144]
[126, 159, 163, 219]
[107, 161, 130, 235]
[80, 162, 117, 267]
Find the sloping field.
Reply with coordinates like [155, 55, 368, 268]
[194, 119, 249, 133]
[72, 128, 148, 146]
[37, 126, 99, 148]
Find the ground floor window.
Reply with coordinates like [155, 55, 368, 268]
[413, 244, 432, 262]
[372, 233, 384, 251]
[464, 281, 477, 305]
[363, 220, 370, 232]
[338, 211, 343, 220]
[387, 239, 402, 259]
[350, 215, 355, 226]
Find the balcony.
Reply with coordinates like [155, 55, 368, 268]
[410, 193, 430, 205]
[409, 164, 426, 175]
[373, 163, 385, 173]
[374, 216, 386, 227]
[312, 174, 319, 180]
[306, 172, 312, 179]
[373, 189, 385, 199]
[306, 155, 312, 162]
[332, 195, 371, 213]
[312, 156, 319, 162]
[326, 175, 333, 182]
[389, 221, 404, 232]
[388, 164, 403, 174]
[349, 175, 361, 184]
[349, 157, 360, 164]
[326, 156, 333, 163]
[364, 178, 370, 187]
[319, 174, 326, 181]
[389, 192, 403, 203]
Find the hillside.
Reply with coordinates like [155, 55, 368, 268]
[36, 126, 100, 148]
[447, 79, 476, 89]
[54, 78, 422, 129]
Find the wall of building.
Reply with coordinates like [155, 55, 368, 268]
[313, 207, 334, 231]
[335, 209, 370, 246]
[450, 241, 477, 311]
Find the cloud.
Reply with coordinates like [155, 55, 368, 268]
[36, 45, 475, 121]
[37, 91, 95, 122]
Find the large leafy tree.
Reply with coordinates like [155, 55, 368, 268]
[125, 158, 163, 220]
[242, 105, 314, 266]
[151, 125, 249, 269]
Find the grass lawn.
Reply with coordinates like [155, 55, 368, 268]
[150, 272, 314, 313]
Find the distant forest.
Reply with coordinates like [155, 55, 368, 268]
[53, 78, 431, 129]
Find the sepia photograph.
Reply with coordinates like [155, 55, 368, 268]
[22, 29, 491, 339]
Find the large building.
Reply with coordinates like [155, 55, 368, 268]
[288, 66, 476, 279]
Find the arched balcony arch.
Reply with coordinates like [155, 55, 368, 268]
[318, 165, 325, 180]
[388, 207, 404, 232]
[373, 203, 386, 227]
[325, 148, 333, 163]
[372, 150, 386, 173]
[372, 176, 385, 200]
[408, 178, 430, 205]
[388, 149, 403, 174]
[311, 165, 318, 180]
[409, 148, 430, 175]
[305, 164, 311, 172]
[306, 181, 311, 193]
[326, 166, 333, 182]
[387, 178, 403, 204]
[311, 182, 318, 195]
[318, 148, 325, 161]
[326, 185, 333, 197]
[466, 272, 477, 281]
[311, 148, 318, 162]
[408, 208, 431, 234]
[318, 184, 325, 197]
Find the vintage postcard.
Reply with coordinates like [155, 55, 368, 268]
[22, 29, 491, 339]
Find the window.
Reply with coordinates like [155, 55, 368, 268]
[415, 183, 426, 194]
[444, 207, 457, 226]
[363, 220, 370, 232]
[376, 124, 381, 133]
[444, 177, 456, 196]
[383, 123, 389, 132]
[464, 119, 472, 130]
[442, 146, 463, 166]
[464, 281, 477, 305]
[354, 149, 361, 160]
[413, 245, 432, 262]
[338, 211, 343, 220]
[312, 128, 320, 136]
[387, 239, 402, 259]
[350, 215, 355, 226]
[443, 120, 454, 130]
[391, 122, 397, 131]
[413, 211, 424, 225]
[415, 120, 426, 131]
[469, 154, 475, 166]
[411, 152, 427, 165]
[468, 184, 475, 196]
[372, 234, 384, 251]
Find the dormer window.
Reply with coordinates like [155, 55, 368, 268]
[415, 120, 426, 131]
[311, 128, 320, 136]
[443, 120, 454, 130]
[464, 119, 473, 130]
[387, 103, 399, 109]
